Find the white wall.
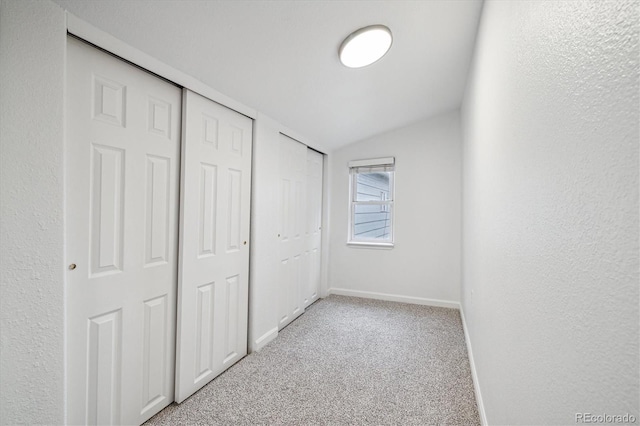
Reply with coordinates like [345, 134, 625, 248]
[461, 1, 639, 424]
[0, 0, 66, 424]
[328, 111, 462, 307]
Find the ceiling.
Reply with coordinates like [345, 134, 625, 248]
[52, 0, 483, 151]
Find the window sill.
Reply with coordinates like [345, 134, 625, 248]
[347, 241, 395, 249]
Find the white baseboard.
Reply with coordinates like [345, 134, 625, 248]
[253, 327, 278, 352]
[460, 307, 488, 426]
[327, 287, 460, 309]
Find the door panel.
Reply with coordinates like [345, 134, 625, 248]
[86, 309, 122, 425]
[194, 282, 216, 380]
[145, 156, 171, 266]
[175, 89, 252, 403]
[141, 294, 169, 415]
[66, 36, 181, 425]
[90, 144, 125, 276]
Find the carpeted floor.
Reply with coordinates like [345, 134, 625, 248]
[147, 295, 480, 425]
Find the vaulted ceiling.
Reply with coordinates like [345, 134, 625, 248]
[52, 0, 483, 150]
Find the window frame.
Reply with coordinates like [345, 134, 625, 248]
[347, 157, 395, 248]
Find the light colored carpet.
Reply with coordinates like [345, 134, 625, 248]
[147, 295, 480, 425]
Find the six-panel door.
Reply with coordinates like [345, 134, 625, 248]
[175, 90, 252, 403]
[65, 37, 181, 425]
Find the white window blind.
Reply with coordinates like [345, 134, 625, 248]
[349, 164, 395, 174]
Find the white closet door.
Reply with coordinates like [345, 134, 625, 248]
[277, 134, 308, 329]
[304, 149, 324, 307]
[175, 89, 252, 403]
[66, 37, 181, 425]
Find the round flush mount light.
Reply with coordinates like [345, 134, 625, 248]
[339, 25, 393, 68]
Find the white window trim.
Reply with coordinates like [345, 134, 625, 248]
[347, 158, 395, 248]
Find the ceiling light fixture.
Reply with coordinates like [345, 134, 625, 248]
[339, 25, 393, 68]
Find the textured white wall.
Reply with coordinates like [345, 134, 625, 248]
[0, 0, 66, 424]
[461, 1, 639, 424]
[328, 111, 462, 306]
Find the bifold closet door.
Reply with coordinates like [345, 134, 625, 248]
[304, 149, 323, 307]
[277, 135, 307, 329]
[175, 90, 252, 403]
[66, 37, 181, 425]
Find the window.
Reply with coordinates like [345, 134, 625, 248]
[348, 157, 395, 246]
